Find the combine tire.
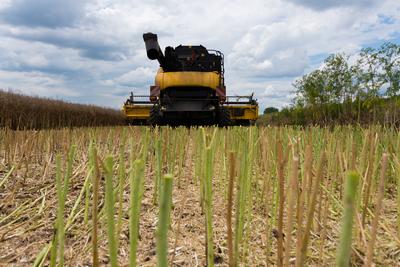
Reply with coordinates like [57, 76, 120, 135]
[149, 105, 162, 126]
[218, 106, 232, 127]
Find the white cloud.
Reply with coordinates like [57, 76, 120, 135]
[284, 0, 378, 11]
[113, 67, 154, 87]
[228, 23, 310, 78]
[0, 70, 81, 97]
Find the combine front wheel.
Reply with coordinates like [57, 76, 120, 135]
[217, 106, 232, 127]
[149, 105, 162, 126]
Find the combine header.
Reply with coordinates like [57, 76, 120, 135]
[122, 33, 258, 126]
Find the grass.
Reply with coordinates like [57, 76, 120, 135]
[0, 126, 399, 266]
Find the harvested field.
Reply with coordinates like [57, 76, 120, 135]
[0, 126, 399, 266]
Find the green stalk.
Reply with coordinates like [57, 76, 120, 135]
[33, 242, 52, 267]
[393, 156, 400, 235]
[277, 140, 287, 267]
[234, 135, 250, 264]
[83, 175, 91, 225]
[129, 159, 145, 267]
[154, 136, 162, 205]
[157, 174, 174, 267]
[58, 146, 76, 266]
[170, 130, 177, 173]
[227, 152, 235, 267]
[204, 146, 215, 267]
[65, 167, 92, 230]
[198, 129, 207, 212]
[84, 141, 94, 225]
[50, 146, 75, 267]
[177, 134, 186, 188]
[364, 154, 389, 266]
[336, 171, 360, 267]
[49, 154, 62, 267]
[141, 128, 150, 162]
[104, 156, 118, 267]
[117, 138, 126, 242]
[297, 151, 325, 267]
[284, 157, 299, 267]
[91, 146, 100, 267]
[242, 128, 256, 264]
[0, 165, 15, 188]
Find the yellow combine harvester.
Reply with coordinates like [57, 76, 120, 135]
[122, 33, 258, 126]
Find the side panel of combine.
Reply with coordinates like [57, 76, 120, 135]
[155, 70, 220, 90]
[123, 104, 151, 125]
[226, 105, 259, 125]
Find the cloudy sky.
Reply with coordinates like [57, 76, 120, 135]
[0, 0, 399, 111]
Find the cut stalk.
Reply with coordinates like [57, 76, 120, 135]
[295, 144, 309, 262]
[129, 159, 145, 267]
[284, 156, 299, 267]
[117, 137, 126, 241]
[49, 154, 62, 267]
[59, 146, 76, 267]
[364, 153, 388, 267]
[336, 171, 360, 267]
[204, 146, 215, 267]
[84, 141, 94, 225]
[33, 243, 51, 267]
[91, 147, 100, 267]
[361, 135, 377, 226]
[227, 152, 236, 267]
[157, 174, 174, 267]
[65, 167, 92, 230]
[297, 151, 326, 267]
[104, 156, 118, 267]
[394, 156, 400, 235]
[154, 137, 162, 205]
[0, 165, 15, 188]
[277, 140, 288, 267]
[50, 146, 76, 267]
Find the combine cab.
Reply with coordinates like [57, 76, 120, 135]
[122, 32, 258, 126]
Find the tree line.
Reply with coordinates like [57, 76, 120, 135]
[258, 42, 400, 126]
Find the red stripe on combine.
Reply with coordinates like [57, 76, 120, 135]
[216, 86, 226, 97]
[150, 86, 160, 96]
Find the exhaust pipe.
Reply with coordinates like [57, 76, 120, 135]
[143, 32, 163, 60]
